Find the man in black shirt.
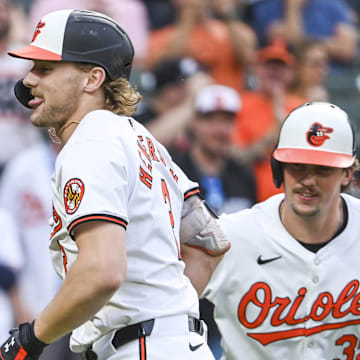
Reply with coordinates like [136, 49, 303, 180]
[174, 83, 257, 215]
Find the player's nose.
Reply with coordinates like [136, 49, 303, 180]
[23, 71, 38, 89]
[299, 169, 318, 186]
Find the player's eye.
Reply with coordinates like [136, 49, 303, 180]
[315, 166, 335, 176]
[286, 163, 304, 171]
[38, 66, 52, 73]
[32, 63, 53, 74]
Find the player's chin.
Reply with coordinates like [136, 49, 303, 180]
[291, 202, 320, 218]
[30, 112, 41, 127]
[31, 113, 45, 128]
[31, 108, 51, 128]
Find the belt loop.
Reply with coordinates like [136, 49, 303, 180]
[188, 316, 204, 335]
[140, 319, 155, 337]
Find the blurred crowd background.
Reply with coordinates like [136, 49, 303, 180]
[1, 0, 360, 359]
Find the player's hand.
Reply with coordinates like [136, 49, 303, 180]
[0, 322, 47, 360]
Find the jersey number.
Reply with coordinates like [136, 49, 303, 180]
[334, 334, 360, 360]
[161, 179, 181, 260]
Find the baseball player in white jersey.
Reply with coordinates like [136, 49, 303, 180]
[0, 209, 24, 341]
[201, 102, 360, 359]
[0, 9, 229, 360]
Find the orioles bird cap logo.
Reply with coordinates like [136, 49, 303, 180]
[32, 21, 46, 42]
[64, 178, 85, 215]
[306, 122, 333, 147]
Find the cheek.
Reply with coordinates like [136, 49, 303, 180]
[283, 169, 296, 184]
[52, 81, 81, 102]
[319, 175, 345, 196]
[225, 122, 235, 135]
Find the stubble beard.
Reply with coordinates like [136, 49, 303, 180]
[31, 100, 77, 130]
[290, 202, 320, 218]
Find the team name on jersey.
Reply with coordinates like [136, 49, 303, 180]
[238, 280, 360, 345]
[137, 135, 178, 189]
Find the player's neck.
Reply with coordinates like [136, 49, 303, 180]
[56, 120, 81, 144]
[279, 197, 345, 245]
[57, 100, 105, 144]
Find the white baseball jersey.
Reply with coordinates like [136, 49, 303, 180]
[49, 110, 200, 352]
[203, 193, 360, 360]
[0, 141, 61, 316]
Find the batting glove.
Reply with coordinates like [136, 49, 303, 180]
[0, 322, 47, 360]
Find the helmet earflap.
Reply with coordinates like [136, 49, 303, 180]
[14, 79, 33, 109]
[271, 156, 283, 188]
[270, 107, 294, 189]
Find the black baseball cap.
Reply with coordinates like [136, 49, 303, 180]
[153, 57, 200, 90]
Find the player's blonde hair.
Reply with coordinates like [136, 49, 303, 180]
[102, 77, 142, 116]
[76, 63, 142, 116]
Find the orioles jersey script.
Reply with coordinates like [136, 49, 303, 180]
[203, 193, 360, 360]
[49, 110, 200, 352]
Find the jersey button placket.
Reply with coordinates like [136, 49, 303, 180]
[306, 259, 321, 354]
[312, 257, 321, 283]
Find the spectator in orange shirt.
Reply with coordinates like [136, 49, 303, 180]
[146, 0, 257, 93]
[231, 41, 306, 202]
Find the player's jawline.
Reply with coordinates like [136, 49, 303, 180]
[248, 319, 360, 345]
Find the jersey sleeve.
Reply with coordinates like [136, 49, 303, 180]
[169, 160, 200, 200]
[58, 139, 130, 236]
[154, 140, 200, 200]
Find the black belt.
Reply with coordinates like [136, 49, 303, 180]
[112, 318, 155, 348]
[112, 316, 203, 348]
[84, 316, 203, 359]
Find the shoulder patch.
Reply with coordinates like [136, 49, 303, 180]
[64, 178, 85, 215]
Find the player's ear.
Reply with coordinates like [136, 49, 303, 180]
[341, 167, 354, 188]
[84, 66, 106, 93]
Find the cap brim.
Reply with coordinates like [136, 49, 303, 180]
[261, 56, 294, 66]
[273, 148, 355, 168]
[8, 45, 61, 61]
[258, 49, 295, 67]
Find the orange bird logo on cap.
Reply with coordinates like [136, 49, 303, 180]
[32, 21, 46, 42]
[306, 122, 333, 147]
